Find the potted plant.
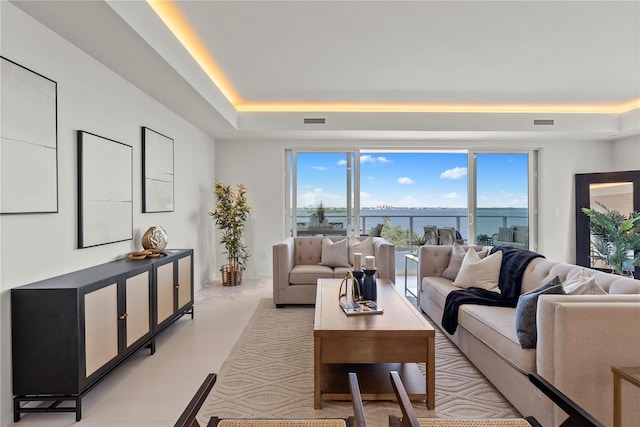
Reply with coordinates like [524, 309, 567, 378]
[581, 202, 640, 276]
[315, 201, 327, 225]
[210, 181, 251, 286]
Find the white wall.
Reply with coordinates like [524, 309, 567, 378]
[215, 138, 629, 277]
[612, 134, 640, 171]
[0, 4, 217, 424]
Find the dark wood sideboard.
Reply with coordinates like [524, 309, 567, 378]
[11, 249, 194, 422]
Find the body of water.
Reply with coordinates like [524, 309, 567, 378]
[296, 207, 528, 240]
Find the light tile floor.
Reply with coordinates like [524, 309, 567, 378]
[9, 275, 418, 427]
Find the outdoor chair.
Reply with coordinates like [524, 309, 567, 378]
[437, 228, 464, 245]
[422, 225, 439, 245]
[388, 371, 604, 427]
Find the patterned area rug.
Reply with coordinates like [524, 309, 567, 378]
[196, 298, 519, 427]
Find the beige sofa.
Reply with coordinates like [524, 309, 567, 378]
[272, 236, 395, 306]
[418, 245, 640, 427]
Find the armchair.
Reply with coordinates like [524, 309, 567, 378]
[272, 235, 395, 306]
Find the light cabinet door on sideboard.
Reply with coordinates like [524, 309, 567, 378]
[154, 250, 194, 330]
[177, 255, 192, 310]
[84, 283, 119, 378]
[156, 262, 175, 326]
[124, 270, 151, 349]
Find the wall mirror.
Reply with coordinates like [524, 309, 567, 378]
[575, 171, 640, 278]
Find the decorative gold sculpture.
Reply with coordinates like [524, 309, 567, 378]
[141, 226, 168, 251]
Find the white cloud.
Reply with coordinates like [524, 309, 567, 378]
[312, 166, 328, 171]
[440, 167, 467, 180]
[336, 160, 346, 165]
[300, 188, 345, 207]
[399, 195, 419, 206]
[361, 155, 392, 164]
[397, 177, 415, 184]
[444, 192, 461, 199]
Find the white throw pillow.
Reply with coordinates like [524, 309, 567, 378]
[442, 245, 489, 281]
[453, 249, 502, 293]
[319, 238, 350, 268]
[562, 270, 607, 295]
[348, 237, 375, 266]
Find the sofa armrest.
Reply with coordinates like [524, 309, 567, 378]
[536, 294, 640, 425]
[272, 238, 295, 293]
[372, 237, 395, 281]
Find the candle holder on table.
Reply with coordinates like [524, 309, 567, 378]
[352, 270, 364, 301]
[362, 268, 377, 301]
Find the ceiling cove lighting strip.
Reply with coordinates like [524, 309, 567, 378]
[235, 99, 640, 114]
[146, 0, 240, 104]
[147, 0, 639, 115]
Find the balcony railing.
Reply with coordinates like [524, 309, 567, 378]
[293, 211, 528, 269]
[295, 213, 525, 242]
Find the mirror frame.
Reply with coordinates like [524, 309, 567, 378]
[575, 170, 640, 278]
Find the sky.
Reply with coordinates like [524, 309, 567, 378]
[296, 151, 528, 209]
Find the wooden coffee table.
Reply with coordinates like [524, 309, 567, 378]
[314, 278, 435, 409]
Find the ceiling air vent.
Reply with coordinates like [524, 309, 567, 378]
[532, 119, 555, 126]
[304, 117, 326, 125]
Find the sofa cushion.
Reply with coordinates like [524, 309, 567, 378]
[442, 245, 488, 280]
[610, 279, 640, 294]
[333, 266, 353, 278]
[453, 249, 502, 293]
[422, 276, 460, 309]
[294, 237, 323, 265]
[289, 264, 334, 285]
[515, 275, 564, 349]
[348, 236, 374, 266]
[458, 304, 536, 374]
[319, 237, 350, 268]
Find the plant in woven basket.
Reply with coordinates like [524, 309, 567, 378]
[581, 202, 640, 276]
[209, 181, 251, 283]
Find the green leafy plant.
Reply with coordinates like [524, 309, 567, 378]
[581, 202, 640, 276]
[381, 224, 410, 251]
[476, 234, 491, 245]
[411, 233, 428, 246]
[315, 201, 326, 224]
[210, 181, 251, 269]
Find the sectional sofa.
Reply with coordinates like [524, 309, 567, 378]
[272, 235, 395, 306]
[418, 244, 640, 427]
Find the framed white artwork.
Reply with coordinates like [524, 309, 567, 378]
[77, 131, 133, 248]
[142, 127, 174, 213]
[0, 56, 58, 214]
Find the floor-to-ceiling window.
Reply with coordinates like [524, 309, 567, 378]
[358, 151, 468, 253]
[287, 151, 357, 237]
[286, 149, 537, 255]
[470, 152, 535, 250]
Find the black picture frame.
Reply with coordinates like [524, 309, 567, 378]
[142, 127, 175, 213]
[0, 56, 58, 214]
[77, 130, 133, 248]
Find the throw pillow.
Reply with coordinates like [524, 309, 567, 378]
[442, 245, 489, 281]
[515, 276, 565, 349]
[498, 227, 514, 242]
[348, 237, 374, 266]
[563, 277, 607, 295]
[453, 249, 502, 293]
[562, 269, 607, 295]
[319, 238, 350, 268]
